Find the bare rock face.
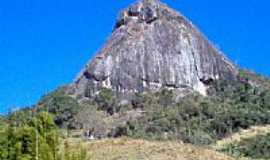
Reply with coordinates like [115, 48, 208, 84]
[68, 0, 238, 98]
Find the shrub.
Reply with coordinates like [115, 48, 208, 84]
[117, 77, 270, 145]
[37, 87, 82, 129]
[95, 88, 116, 115]
[219, 133, 270, 159]
[0, 112, 59, 160]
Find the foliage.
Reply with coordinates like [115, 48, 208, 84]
[0, 112, 90, 160]
[94, 88, 117, 115]
[219, 133, 270, 159]
[37, 87, 82, 129]
[8, 108, 33, 127]
[74, 103, 108, 138]
[0, 112, 59, 160]
[0, 116, 7, 130]
[116, 74, 270, 145]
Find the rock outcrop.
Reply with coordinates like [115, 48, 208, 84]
[68, 0, 238, 98]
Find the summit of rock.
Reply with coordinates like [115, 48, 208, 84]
[114, 0, 161, 29]
[68, 0, 238, 98]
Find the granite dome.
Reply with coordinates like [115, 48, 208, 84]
[68, 0, 238, 98]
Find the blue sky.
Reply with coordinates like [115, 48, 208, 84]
[0, 0, 269, 114]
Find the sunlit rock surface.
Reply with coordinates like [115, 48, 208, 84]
[68, 0, 238, 98]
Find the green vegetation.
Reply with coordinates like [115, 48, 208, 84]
[219, 133, 270, 159]
[37, 87, 82, 129]
[94, 88, 117, 115]
[0, 112, 90, 160]
[0, 116, 7, 130]
[28, 70, 270, 147]
[8, 108, 33, 127]
[2, 70, 270, 159]
[0, 112, 59, 160]
[115, 72, 270, 145]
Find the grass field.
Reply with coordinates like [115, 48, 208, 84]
[213, 125, 270, 160]
[63, 125, 270, 160]
[214, 125, 270, 150]
[67, 137, 234, 160]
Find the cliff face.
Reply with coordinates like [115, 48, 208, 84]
[68, 0, 238, 98]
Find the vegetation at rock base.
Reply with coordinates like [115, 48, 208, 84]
[113, 71, 270, 146]
[36, 87, 82, 129]
[94, 88, 117, 115]
[2, 70, 270, 160]
[23, 70, 270, 145]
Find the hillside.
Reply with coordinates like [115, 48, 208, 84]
[31, 69, 270, 159]
[1, 0, 270, 160]
[67, 137, 233, 160]
[214, 125, 270, 149]
[214, 125, 270, 159]
[3, 69, 270, 159]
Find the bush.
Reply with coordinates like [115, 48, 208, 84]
[219, 133, 270, 159]
[37, 87, 82, 129]
[0, 112, 59, 160]
[0, 112, 91, 160]
[117, 78, 270, 145]
[95, 88, 116, 115]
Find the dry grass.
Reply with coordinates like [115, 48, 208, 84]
[214, 125, 270, 150]
[64, 125, 270, 160]
[67, 137, 234, 160]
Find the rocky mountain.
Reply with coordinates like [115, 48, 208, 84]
[68, 0, 238, 99]
[3, 1, 270, 159]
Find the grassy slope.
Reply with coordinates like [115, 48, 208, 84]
[214, 125, 270, 150]
[67, 137, 234, 160]
[213, 125, 270, 159]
